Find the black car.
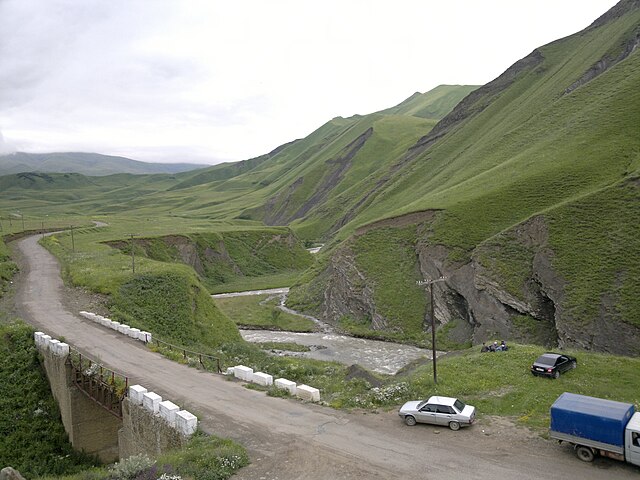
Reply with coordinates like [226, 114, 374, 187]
[531, 353, 577, 379]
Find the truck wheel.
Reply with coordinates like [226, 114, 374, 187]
[405, 415, 417, 426]
[576, 446, 595, 462]
[449, 421, 461, 431]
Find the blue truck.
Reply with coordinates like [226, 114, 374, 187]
[549, 392, 640, 466]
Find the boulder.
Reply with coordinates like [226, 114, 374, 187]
[0, 468, 26, 480]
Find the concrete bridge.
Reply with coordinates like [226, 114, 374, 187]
[34, 332, 196, 463]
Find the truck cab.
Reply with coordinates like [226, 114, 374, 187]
[625, 412, 640, 467]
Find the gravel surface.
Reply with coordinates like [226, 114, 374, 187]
[10, 234, 639, 479]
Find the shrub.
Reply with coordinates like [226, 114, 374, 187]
[108, 454, 155, 480]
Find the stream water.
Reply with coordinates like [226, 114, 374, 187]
[212, 288, 435, 375]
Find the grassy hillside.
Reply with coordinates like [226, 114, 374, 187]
[40, 220, 245, 349]
[105, 228, 313, 292]
[0, 151, 207, 176]
[0, 236, 17, 298]
[377, 84, 479, 119]
[0, 85, 474, 233]
[288, 1, 640, 351]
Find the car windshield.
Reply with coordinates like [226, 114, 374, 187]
[454, 399, 466, 412]
[417, 400, 428, 409]
[536, 355, 558, 366]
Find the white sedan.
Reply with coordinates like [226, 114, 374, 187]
[398, 395, 476, 430]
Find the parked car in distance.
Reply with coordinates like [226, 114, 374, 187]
[531, 352, 577, 379]
[398, 395, 476, 430]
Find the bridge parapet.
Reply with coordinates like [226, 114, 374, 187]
[34, 332, 199, 463]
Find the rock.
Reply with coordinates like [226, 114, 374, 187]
[0, 467, 26, 480]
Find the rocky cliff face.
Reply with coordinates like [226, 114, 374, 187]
[305, 214, 640, 355]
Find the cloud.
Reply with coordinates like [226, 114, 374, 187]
[0, 129, 15, 154]
[0, 0, 620, 164]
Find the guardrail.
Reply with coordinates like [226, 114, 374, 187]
[151, 337, 222, 373]
[68, 349, 129, 418]
[78, 311, 222, 374]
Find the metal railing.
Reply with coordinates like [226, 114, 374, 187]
[67, 350, 129, 418]
[151, 337, 222, 373]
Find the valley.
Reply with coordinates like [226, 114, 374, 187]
[1, 1, 639, 477]
[7, 230, 639, 480]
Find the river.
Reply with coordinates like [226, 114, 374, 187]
[213, 288, 435, 375]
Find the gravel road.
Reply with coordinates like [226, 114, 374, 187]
[11, 234, 639, 479]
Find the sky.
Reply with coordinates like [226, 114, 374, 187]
[0, 0, 620, 165]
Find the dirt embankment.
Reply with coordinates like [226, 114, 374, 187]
[302, 213, 640, 355]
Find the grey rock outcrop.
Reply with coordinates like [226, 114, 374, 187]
[0, 467, 26, 480]
[309, 214, 640, 355]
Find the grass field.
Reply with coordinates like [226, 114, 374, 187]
[213, 294, 317, 332]
[159, 334, 640, 431]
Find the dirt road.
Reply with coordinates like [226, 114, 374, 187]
[12, 234, 639, 479]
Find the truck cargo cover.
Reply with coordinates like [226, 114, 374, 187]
[550, 392, 635, 448]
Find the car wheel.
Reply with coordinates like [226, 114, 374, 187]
[404, 415, 417, 426]
[553, 370, 560, 379]
[576, 446, 595, 462]
[449, 421, 460, 431]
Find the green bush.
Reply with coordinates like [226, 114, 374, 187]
[107, 454, 154, 480]
[0, 323, 98, 477]
[111, 270, 241, 349]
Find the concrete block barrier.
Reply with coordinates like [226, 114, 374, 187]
[77, 311, 153, 345]
[159, 400, 180, 426]
[80, 311, 97, 321]
[129, 385, 148, 405]
[48, 338, 60, 352]
[34, 331, 44, 346]
[176, 410, 197, 436]
[251, 372, 273, 386]
[117, 324, 130, 335]
[233, 365, 253, 381]
[142, 392, 162, 414]
[56, 342, 70, 356]
[275, 378, 297, 395]
[296, 384, 320, 402]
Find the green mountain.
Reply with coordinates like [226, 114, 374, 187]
[0, 85, 475, 221]
[0, 152, 208, 176]
[287, 0, 640, 354]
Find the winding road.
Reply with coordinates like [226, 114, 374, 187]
[12, 234, 639, 479]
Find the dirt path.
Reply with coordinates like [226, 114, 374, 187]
[11, 234, 639, 479]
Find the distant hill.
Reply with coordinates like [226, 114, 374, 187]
[0, 152, 208, 176]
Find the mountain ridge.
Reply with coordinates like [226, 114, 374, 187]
[0, 151, 208, 176]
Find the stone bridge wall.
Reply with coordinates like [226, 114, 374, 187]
[36, 334, 121, 463]
[34, 332, 197, 464]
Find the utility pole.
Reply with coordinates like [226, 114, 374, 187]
[128, 233, 140, 273]
[70, 225, 75, 253]
[417, 276, 448, 384]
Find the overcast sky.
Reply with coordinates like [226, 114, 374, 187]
[0, 0, 620, 165]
